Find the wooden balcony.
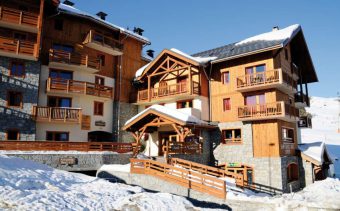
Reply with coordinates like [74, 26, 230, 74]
[32, 106, 82, 124]
[0, 6, 39, 33]
[46, 78, 113, 99]
[295, 91, 310, 108]
[49, 49, 101, 73]
[236, 69, 297, 94]
[137, 81, 200, 103]
[0, 141, 134, 153]
[0, 36, 37, 60]
[237, 101, 299, 122]
[83, 30, 123, 56]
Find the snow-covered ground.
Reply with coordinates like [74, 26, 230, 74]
[0, 155, 211, 211]
[300, 96, 340, 177]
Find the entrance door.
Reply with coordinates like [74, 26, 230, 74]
[158, 132, 177, 156]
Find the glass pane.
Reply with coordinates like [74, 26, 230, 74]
[59, 71, 73, 80]
[256, 65, 266, 72]
[59, 98, 71, 107]
[46, 132, 53, 141]
[59, 133, 68, 141]
[246, 95, 256, 105]
[259, 94, 265, 104]
[224, 130, 233, 139]
[235, 129, 241, 138]
[49, 70, 58, 78]
[48, 97, 57, 107]
[246, 67, 253, 74]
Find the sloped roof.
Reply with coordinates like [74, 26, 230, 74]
[134, 48, 216, 79]
[58, 3, 150, 44]
[192, 24, 301, 62]
[123, 105, 212, 131]
[299, 142, 333, 166]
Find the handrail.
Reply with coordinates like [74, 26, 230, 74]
[0, 36, 37, 57]
[47, 77, 113, 99]
[84, 30, 123, 51]
[170, 158, 245, 187]
[237, 101, 298, 119]
[32, 106, 82, 123]
[0, 6, 39, 27]
[49, 49, 101, 71]
[0, 141, 133, 153]
[130, 158, 227, 199]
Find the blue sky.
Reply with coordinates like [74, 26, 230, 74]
[70, 0, 340, 97]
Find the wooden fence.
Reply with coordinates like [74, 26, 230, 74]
[130, 158, 227, 199]
[0, 6, 39, 27]
[0, 141, 133, 153]
[32, 106, 82, 123]
[170, 158, 245, 187]
[0, 36, 36, 57]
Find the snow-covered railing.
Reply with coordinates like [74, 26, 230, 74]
[130, 158, 227, 199]
[0, 141, 134, 153]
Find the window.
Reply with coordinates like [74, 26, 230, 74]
[282, 127, 295, 143]
[97, 54, 105, 66]
[245, 94, 265, 105]
[46, 131, 69, 141]
[222, 71, 230, 84]
[6, 129, 19, 140]
[177, 100, 192, 109]
[245, 64, 266, 83]
[13, 32, 27, 41]
[10, 61, 25, 77]
[93, 33, 104, 43]
[287, 163, 299, 182]
[52, 44, 74, 53]
[54, 19, 64, 31]
[95, 76, 105, 86]
[7, 91, 22, 107]
[49, 69, 73, 80]
[177, 76, 188, 92]
[48, 96, 72, 107]
[222, 129, 242, 144]
[223, 98, 231, 111]
[94, 101, 104, 115]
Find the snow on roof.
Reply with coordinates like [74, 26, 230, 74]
[135, 63, 150, 78]
[124, 105, 209, 127]
[134, 48, 217, 78]
[236, 24, 301, 45]
[58, 3, 150, 44]
[299, 142, 332, 164]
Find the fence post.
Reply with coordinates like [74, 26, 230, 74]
[48, 107, 52, 122]
[19, 11, 23, 25]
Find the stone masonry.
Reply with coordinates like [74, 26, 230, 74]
[213, 121, 302, 193]
[0, 57, 40, 141]
[113, 102, 138, 142]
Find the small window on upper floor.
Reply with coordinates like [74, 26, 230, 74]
[222, 71, 230, 84]
[95, 76, 105, 86]
[7, 91, 22, 107]
[223, 98, 231, 111]
[54, 19, 64, 31]
[282, 127, 294, 143]
[177, 100, 192, 109]
[10, 61, 25, 77]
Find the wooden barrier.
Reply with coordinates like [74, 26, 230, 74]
[0, 6, 39, 27]
[170, 158, 244, 187]
[130, 158, 227, 199]
[0, 141, 133, 153]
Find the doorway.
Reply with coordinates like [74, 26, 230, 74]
[158, 132, 177, 156]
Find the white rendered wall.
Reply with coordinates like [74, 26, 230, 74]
[36, 65, 114, 141]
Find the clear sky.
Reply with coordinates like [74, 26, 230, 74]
[70, 0, 340, 97]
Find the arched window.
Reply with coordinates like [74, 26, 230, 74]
[287, 163, 299, 182]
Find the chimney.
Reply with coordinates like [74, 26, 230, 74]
[272, 26, 280, 31]
[63, 0, 74, 6]
[96, 12, 107, 20]
[133, 27, 144, 36]
[146, 50, 154, 58]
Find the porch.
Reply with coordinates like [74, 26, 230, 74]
[123, 105, 215, 160]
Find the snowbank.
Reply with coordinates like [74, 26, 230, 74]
[0, 155, 203, 210]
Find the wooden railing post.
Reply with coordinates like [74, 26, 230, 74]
[85, 55, 88, 67]
[16, 40, 20, 54]
[66, 79, 70, 93]
[84, 82, 87, 95]
[63, 108, 67, 122]
[19, 11, 23, 25]
[0, 7, 2, 19]
[48, 107, 52, 122]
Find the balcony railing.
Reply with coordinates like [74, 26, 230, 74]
[32, 106, 82, 123]
[237, 101, 298, 121]
[236, 69, 297, 93]
[137, 81, 200, 102]
[295, 91, 310, 107]
[0, 36, 37, 58]
[49, 49, 101, 72]
[0, 6, 39, 28]
[83, 30, 123, 55]
[46, 78, 113, 99]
